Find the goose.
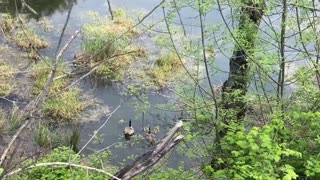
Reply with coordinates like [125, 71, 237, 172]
[145, 127, 156, 145]
[124, 119, 134, 140]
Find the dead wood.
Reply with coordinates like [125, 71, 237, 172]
[115, 121, 183, 180]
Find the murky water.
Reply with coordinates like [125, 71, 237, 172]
[1, 0, 216, 167]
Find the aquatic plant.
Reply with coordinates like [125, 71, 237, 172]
[7, 105, 24, 131]
[34, 122, 51, 148]
[0, 13, 15, 32]
[79, 8, 145, 81]
[11, 27, 48, 49]
[0, 63, 16, 96]
[31, 61, 86, 122]
[43, 88, 86, 122]
[34, 122, 81, 151]
[148, 52, 183, 87]
[0, 110, 5, 130]
[31, 60, 66, 96]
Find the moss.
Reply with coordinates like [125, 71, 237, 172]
[148, 52, 182, 87]
[0, 63, 16, 96]
[11, 28, 48, 49]
[43, 88, 86, 122]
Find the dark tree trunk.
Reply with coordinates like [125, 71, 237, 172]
[222, 1, 264, 122]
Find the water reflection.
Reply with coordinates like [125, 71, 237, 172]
[0, 0, 78, 19]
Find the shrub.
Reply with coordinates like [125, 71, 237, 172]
[15, 147, 107, 180]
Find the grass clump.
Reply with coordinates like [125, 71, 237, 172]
[0, 13, 15, 32]
[11, 28, 48, 49]
[0, 63, 16, 96]
[0, 110, 5, 130]
[31, 61, 66, 95]
[34, 122, 51, 148]
[31, 61, 86, 122]
[148, 52, 182, 87]
[34, 122, 80, 151]
[43, 89, 86, 122]
[79, 8, 145, 80]
[7, 106, 24, 131]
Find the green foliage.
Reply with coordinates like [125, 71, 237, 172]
[206, 119, 301, 179]
[88, 151, 112, 169]
[147, 168, 196, 180]
[134, 163, 196, 180]
[7, 105, 24, 131]
[15, 147, 107, 180]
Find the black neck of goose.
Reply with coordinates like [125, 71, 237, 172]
[148, 127, 151, 134]
[129, 120, 132, 127]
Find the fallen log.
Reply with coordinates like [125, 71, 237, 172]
[115, 121, 184, 180]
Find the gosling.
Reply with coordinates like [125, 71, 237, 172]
[145, 127, 156, 145]
[124, 119, 134, 140]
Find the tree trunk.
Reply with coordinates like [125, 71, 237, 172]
[222, 0, 264, 122]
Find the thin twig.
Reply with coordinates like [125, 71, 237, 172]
[78, 104, 121, 154]
[0, 120, 30, 167]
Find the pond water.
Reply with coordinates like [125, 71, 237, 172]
[1, 0, 225, 168]
[1, 0, 299, 169]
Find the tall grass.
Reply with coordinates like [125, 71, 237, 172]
[34, 122, 81, 151]
[79, 8, 145, 80]
[43, 89, 86, 122]
[0, 63, 16, 96]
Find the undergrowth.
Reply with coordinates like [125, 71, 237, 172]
[13, 147, 117, 180]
